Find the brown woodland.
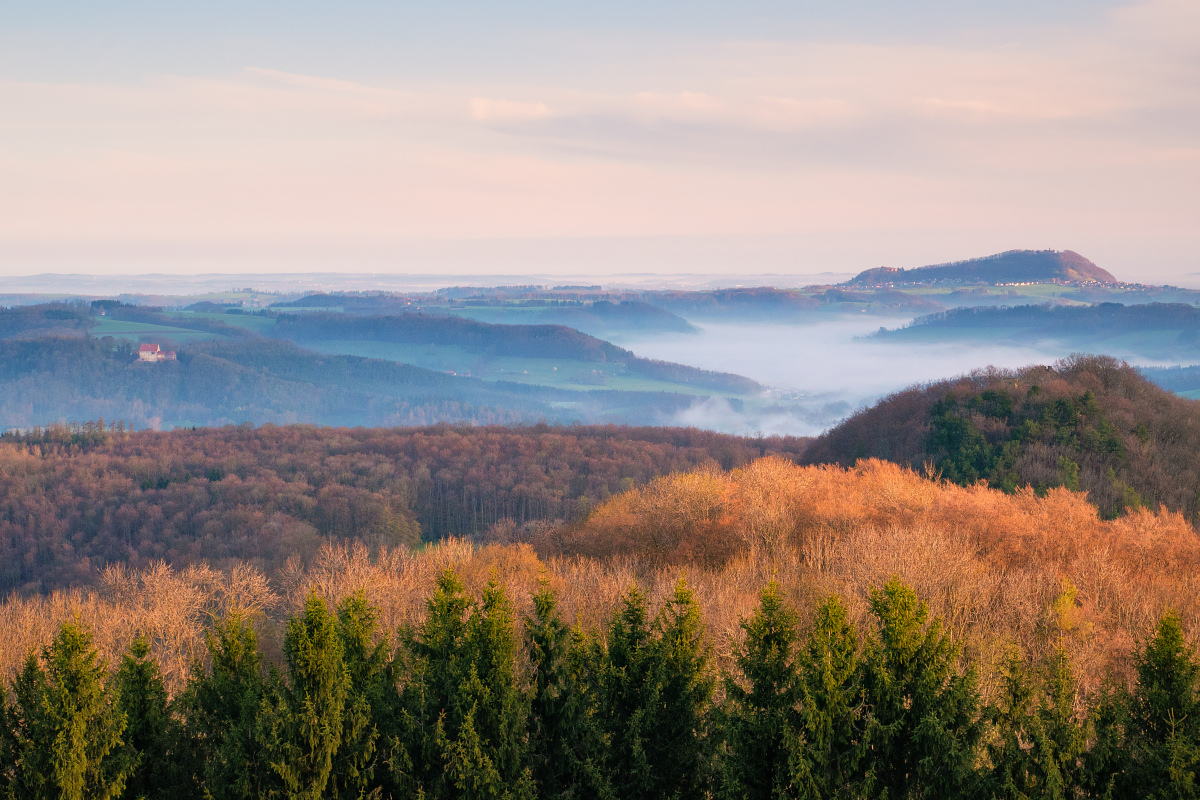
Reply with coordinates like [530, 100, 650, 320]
[0, 423, 806, 593]
[3, 457, 1196, 703]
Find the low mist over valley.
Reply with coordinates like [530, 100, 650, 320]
[4, 249, 1192, 436]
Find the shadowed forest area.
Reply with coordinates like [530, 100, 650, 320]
[3, 458, 1200, 797]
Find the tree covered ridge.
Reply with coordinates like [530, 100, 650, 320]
[3, 574, 1198, 799]
[272, 311, 761, 393]
[0, 424, 806, 593]
[803, 355, 1200, 521]
[0, 335, 729, 432]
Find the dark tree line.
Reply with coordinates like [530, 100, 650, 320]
[2, 576, 1197, 799]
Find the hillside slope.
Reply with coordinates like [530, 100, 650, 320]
[802, 355, 1200, 520]
[273, 312, 760, 393]
[848, 249, 1115, 286]
[0, 337, 719, 430]
[877, 302, 1200, 361]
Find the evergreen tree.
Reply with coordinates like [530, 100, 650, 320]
[115, 636, 170, 800]
[7, 655, 55, 800]
[6, 622, 132, 800]
[524, 580, 611, 800]
[858, 578, 983, 800]
[1081, 677, 1128, 799]
[391, 568, 474, 798]
[986, 646, 1087, 800]
[599, 581, 714, 800]
[177, 611, 272, 800]
[719, 581, 811, 800]
[595, 585, 659, 800]
[648, 579, 715, 799]
[988, 583, 1089, 800]
[268, 593, 350, 799]
[446, 575, 535, 800]
[1040, 644, 1088, 795]
[331, 591, 391, 800]
[392, 568, 534, 800]
[1122, 611, 1200, 798]
[0, 689, 16, 793]
[799, 595, 863, 799]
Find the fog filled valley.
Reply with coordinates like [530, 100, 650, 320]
[5, 249, 1198, 437]
[619, 317, 1065, 435]
[7, 252, 1200, 797]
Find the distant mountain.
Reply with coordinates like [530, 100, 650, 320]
[875, 302, 1200, 361]
[847, 249, 1116, 287]
[803, 355, 1200, 520]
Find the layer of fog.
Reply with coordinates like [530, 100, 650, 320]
[619, 316, 1067, 438]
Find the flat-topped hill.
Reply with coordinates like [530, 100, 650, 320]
[847, 249, 1116, 286]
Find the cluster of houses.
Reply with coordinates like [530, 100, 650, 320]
[137, 343, 177, 362]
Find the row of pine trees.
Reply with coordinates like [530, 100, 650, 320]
[2, 571, 1197, 799]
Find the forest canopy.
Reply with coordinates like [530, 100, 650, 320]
[0, 423, 805, 593]
[3, 457, 1200, 798]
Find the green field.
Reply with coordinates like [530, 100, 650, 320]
[169, 310, 280, 335]
[90, 318, 221, 342]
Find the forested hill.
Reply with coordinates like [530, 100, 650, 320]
[0, 423, 807, 593]
[274, 311, 631, 360]
[273, 312, 759, 392]
[0, 302, 91, 338]
[0, 336, 720, 430]
[802, 355, 1200, 520]
[876, 302, 1200, 361]
[848, 249, 1115, 286]
[884, 301, 1200, 338]
[0, 336, 545, 429]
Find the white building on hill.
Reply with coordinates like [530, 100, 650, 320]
[138, 343, 177, 362]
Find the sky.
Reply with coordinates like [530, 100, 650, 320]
[0, 1, 1197, 281]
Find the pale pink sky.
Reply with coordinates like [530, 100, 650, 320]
[0, 0, 1197, 280]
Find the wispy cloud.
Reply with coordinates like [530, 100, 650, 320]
[470, 97, 553, 122]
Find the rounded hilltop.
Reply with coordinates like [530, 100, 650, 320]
[847, 249, 1116, 287]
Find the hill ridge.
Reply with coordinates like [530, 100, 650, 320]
[847, 249, 1115, 287]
